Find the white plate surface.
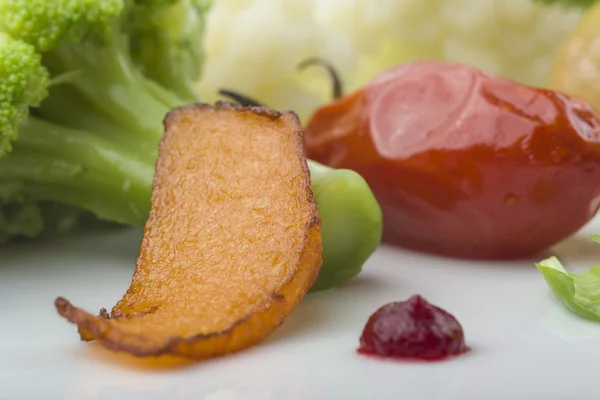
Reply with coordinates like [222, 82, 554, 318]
[3, 216, 600, 400]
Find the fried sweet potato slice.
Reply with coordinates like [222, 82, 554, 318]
[55, 102, 322, 360]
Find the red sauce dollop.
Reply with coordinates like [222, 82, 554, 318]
[358, 295, 468, 361]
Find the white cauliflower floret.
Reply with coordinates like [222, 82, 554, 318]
[196, 0, 356, 121]
[316, 0, 584, 90]
[198, 0, 584, 120]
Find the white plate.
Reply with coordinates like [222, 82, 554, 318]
[3, 216, 600, 400]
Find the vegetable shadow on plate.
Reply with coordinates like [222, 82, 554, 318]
[83, 342, 205, 372]
[1, 227, 142, 268]
[266, 274, 392, 345]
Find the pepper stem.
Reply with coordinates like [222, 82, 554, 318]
[218, 89, 266, 107]
[297, 57, 343, 100]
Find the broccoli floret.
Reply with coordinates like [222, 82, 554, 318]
[0, 0, 124, 52]
[0, 196, 109, 245]
[129, 0, 210, 102]
[0, 32, 48, 155]
[0, 1, 210, 244]
[1, 0, 184, 145]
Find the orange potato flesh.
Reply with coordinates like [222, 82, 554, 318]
[55, 102, 323, 359]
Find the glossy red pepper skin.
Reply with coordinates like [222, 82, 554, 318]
[304, 60, 600, 260]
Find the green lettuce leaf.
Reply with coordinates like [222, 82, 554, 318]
[536, 236, 600, 321]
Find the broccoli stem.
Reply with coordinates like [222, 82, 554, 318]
[43, 33, 187, 145]
[37, 84, 156, 157]
[0, 117, 154, 225]
[157, 73, 203, 104]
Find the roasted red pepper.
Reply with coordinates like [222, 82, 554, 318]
[304, 60, 600, 259]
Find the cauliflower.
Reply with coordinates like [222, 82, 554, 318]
[198, 0, 585, 120]
[196, 0, 356, 121]
[316, 0, 584, 91]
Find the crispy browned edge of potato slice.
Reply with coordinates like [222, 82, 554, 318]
[54, 101, 323, 359]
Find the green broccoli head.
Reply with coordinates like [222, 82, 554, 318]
[133, 0, 180, 8]
[0, 0, 211, 245]
[124, 0, 185, 32]
[0, 0, 125, 52]
[131, 0, 180, 11]
[0, 32, 49, 155]
[129, 0, 211, 102]
[0, 186, 113, 245]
